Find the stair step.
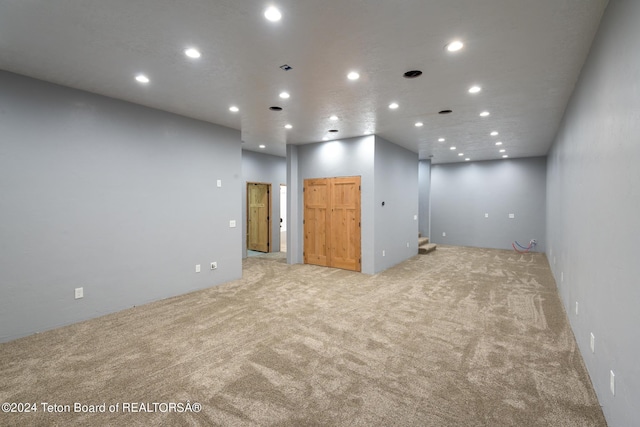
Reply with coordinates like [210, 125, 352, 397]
[418, 243, 437, 255]
[418, 236, 429, 246]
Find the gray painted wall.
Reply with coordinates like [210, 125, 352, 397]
[418, 159, 431, 238]
[374, 136, 419, 272]
[546, 1, 640, 425]
[295, 136, 376, 274]
[431, 157, 546, 252]
[0, 71, 242, 343]
[241, 150, 286, 257]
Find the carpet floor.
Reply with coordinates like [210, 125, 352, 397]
[0, 245, 606, 426]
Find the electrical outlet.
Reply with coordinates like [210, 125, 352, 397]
[195, 264, 201, 273]
[610, 371, 615, 396]
[74, 287, 83, 299]
[509, 213, 515, 219]
[484, 213, 489, 218]
[229, 220, 236, 228]
[211, 262, 217, 270]
[590, 333, 595, 353]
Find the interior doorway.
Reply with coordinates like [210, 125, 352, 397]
[280, 184, 287, 252]
[247, 182, 271, 253]
[304, 176, 361, 272]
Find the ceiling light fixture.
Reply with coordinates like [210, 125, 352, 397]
[135, 74, 150, 84]
[446, 40, 464, 52]
[279, 91, 290, 99]
[389, 102, 399, 109]
[499, 149, 506, 153]
[322, 137, 329, 141]
[458, 153, 464, 156]
[329, 115, 338, 121]
[438, 138, 445, 142]
[468, 85, 482, 94]
[450, 146, 456, 150]
[465, 158, 470, 161]
[259, 144, 266, 149]
[284, 124, 292, 129]
[229, 106, 239, 112]
[347, 71, 360, 80]
[490, 131, 499, 136]
[264, 6, 282, 22]
[415, 122, 423, 127]
[184, 48, 201, 59]
[495, 141, 503, 146]
[503, 155, 509, 158]
[479, 111, 490, 117]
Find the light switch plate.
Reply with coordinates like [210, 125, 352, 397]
[509, 213, 515, 219]
[229, 220, 236, 228]
[217, 179, 222, 187]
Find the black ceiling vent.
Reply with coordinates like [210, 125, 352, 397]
[269, 106, 283, 111]
[438, 109, 453, 114]
[328, 129, 339, 133]
[403, 70, 423, 78]
[280, 64, 292, 71]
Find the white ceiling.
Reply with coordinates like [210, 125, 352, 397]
[0, 0, 607, 163]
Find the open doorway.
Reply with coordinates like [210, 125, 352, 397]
[247, 182, 271, 253]
[280, 184, 287, 252]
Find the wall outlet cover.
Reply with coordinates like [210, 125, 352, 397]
[74, 287, 83, 299]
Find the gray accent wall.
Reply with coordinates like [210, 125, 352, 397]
[0, 71, 242, 343]
[546, 1, 640, 425]
[431, 157, 546, 252]
[418, 159, 431, 238]
[241, 150, 286, 257]
[294, 136, 376, 274]
[374, 136, 419, 272]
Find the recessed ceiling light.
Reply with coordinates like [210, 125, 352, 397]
[284, 124, 292, 129]
[264, 6, 282, 22]
[347, 71, 360, 80]
[389, 102, 399, 109]
[135, 74, 150, 84]
[458, 153, 464, 156]
[490, 131, 499, 136]
[495, 141, 503, 146]
[279, 91, 290, 99]
[450, 146, 456, 150]
[480, 111, 490, 117]
[499, 149, 506, 153]
[229, 106, 239, 112]
[446, 40, 464, 52]
[468, 85, 482, 94]
[465, 158, 470, 161]
[503, 155, 509, 158]
[403, 70, 423, 78]
[259, 144, 266, 149]
[329, 115, 338, 121]
[415, 122, 423, 127]
[322, 136, 329, 141]
[438, 138, 445, 142]
[184, 48, 201, 59]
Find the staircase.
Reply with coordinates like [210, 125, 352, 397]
[418, 235, 437, 255]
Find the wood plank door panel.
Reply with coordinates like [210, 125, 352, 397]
[247, 183, 270, 252]
[303, 178, 329, 266]
[304, 176, 361, 272]
[330, 176, 361, 271]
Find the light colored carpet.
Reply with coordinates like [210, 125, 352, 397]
[0, 245, 606, 426]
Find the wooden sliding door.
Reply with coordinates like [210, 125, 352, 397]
[304, 176, 361, 272]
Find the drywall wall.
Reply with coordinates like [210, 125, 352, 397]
[374, 136, 419, 272]
[0, 71, 242, 343]
[431, 157, 546, 252]
[418, 159, 431, 238]
[241, 150, 286, 257]
[546, 1, 640, 425]
[294, 136, 376, 274]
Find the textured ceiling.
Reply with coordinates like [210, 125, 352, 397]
[0, 0, 607, 163]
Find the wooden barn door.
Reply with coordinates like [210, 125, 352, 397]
[304, 176, 361, 272]
[247, 182, 271, 252]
